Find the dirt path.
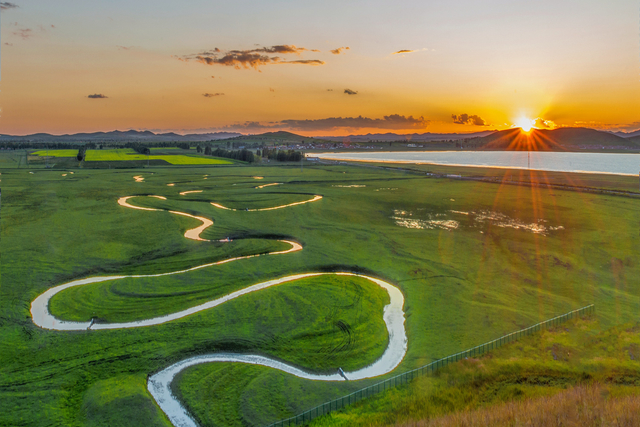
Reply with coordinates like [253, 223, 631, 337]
[30, 192, 407, 427]
[211, 195, 322, 211]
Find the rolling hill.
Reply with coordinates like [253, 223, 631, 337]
[476, 127, 640, 151]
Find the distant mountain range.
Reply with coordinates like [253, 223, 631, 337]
[0, 130, 241, 142]
[610, 129, 640, 138]
[317, 131, 497, 142]
[476, 128, 640, 151]
[1, 128, 639, 151]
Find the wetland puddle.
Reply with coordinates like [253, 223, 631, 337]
[392, 209, 564, 235]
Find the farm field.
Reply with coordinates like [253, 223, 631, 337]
[32, 149, 80, 157]
[84, 149, 234, 165]
[0, 163, 638, 426]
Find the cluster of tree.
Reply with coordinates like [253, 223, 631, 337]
[204, 147, 255, 163]
[175, 143, 190, 150]
[260, 148, 303, 162]
[124, 142, 151, 155]
[76, 143, 98, 161]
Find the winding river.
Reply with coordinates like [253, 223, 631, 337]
[30, 190, 408, 427]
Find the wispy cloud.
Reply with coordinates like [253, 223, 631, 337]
[452, 113, 488, 126]
[0, 2, 18, 10]
[10, 23, 54, 40]
[344, 89, 358, 95]
[87, 94, 108, 99]
[117, 45, 133, 50]
[330, 46, 350, 55]
[203, 93, 224, 97]
[251, 45, 307, 54]
[283, 59, 324, 65]
[180, 44, 324, 70]
[391, 48, 433, 56]
[12, 28, 33, 39]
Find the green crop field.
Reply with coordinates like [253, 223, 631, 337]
[84, 149, 234, 165]
[0, 163, 638, 427]
[32, 149, 80, 157]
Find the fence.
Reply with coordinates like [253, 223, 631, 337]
[266, 304, 595, 427]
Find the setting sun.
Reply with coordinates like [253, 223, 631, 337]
[515, 117, 535, 132]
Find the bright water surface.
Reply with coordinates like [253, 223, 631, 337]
[313, 151, 640, 176]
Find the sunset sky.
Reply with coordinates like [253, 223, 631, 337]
[1, 0, 639, 136]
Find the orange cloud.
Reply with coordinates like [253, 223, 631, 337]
[283, 59, 324, 65]
[330, 46, 350, 54]
[534, 117, 557, 129]
[452, 113, 488, 126]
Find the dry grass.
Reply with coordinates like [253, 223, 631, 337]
[397, 384, 640, 427]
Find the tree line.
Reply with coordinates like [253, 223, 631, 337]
[259, 148, 303, 162]
[203, 147, 255, 163]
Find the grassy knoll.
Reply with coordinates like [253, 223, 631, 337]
[0, 164, 638, 426]
[48, 238, 291, 322]
[310, 317, 640, 426]
[84, 149, 233, 165]
[172, 276, 390, 426]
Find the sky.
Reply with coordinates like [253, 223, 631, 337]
[1, 0, 639, 136]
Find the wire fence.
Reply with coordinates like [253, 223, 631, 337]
[266, 304, 595, 427]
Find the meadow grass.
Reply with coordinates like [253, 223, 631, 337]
[395, 384, 640, 426]
[0, 150, 30, 168]
[0, 164, 638, 426]
[310, 317, 640, 427]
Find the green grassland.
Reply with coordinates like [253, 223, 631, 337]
[310, 316, 640, 426]
[84, 149, 233, 165]
[0, 163, 638, 426]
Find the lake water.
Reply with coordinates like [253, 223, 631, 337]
[312, 151, 640, 176]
